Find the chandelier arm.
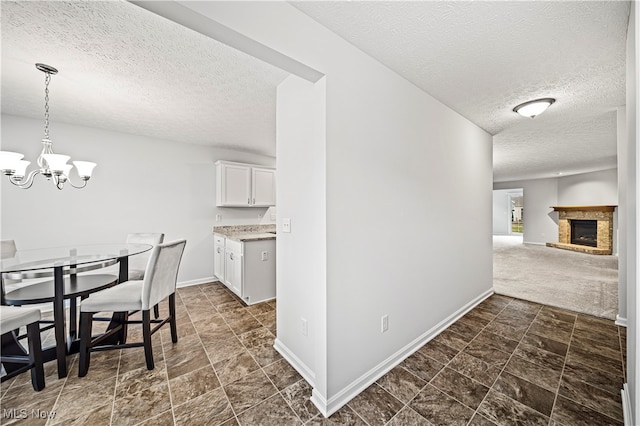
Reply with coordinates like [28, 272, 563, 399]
[64, 177, 89, 189]
[8, 169, 43, 189]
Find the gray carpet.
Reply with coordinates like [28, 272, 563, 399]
[493, 235, 619, 320]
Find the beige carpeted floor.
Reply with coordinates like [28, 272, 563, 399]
[493, 235, 619, 320]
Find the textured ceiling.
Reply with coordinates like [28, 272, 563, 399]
[1, 1, 631, 181]
[1, 1, 288, 157]
[292, 1, 630, 182]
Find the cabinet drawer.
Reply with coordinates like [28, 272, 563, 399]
[225, 238, 243, 254]
[214, 234, 226, 247]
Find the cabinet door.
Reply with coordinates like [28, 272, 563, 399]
[224, 249, 242, 297]
[229, 251, 243, 297]
[252, 167, 276, 206]
[223, 249, 235, 290]
[218, 163, 251, 206]
[214, 244, 225, 281]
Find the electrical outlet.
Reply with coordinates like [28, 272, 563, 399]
[381, 315, 389, 333]
[283, 218, 291, 233]
[215, 214, 222, 222]
[301, 318, 308, 336]
[261, 251, 268, 261]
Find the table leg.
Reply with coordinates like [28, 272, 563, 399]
[68, 296, 78, 350]
[1, 275, 6, 306]
[53, 266, 67, 378]
[67, 271, 78, 347]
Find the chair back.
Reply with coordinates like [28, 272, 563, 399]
[126, 233, 165, 273]
[1, 240, 21, 287]
[141, 239, 186, 310]
[1, 240, 17, 259]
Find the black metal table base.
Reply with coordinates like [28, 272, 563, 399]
[1, 257, 131, 378]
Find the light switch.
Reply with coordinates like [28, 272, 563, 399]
[283, 218, 291, 233]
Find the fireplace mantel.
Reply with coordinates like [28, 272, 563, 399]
[547, 205, 616, 255]
[551, 205, 616, 213]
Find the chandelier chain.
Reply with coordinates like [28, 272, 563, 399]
[44, 72, 51, 139]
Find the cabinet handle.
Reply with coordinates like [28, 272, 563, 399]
[230, 253, 234, 260]
[248, 198, 250, 205]
[217, 247, 221, 253]
[253, 198, 255, 204]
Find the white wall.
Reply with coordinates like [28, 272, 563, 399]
[557, 168, 618, 205]
[493, 190, 511, 235]
[324, 41, 493, 401]
[619, 107, 628, 324]
[275, 75, 328, 395]
[0, 114, 275, 285]
[626, 1, 639, 422]
[174, 1, 493, 414]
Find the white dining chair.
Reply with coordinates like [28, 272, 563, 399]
[0, 305, 45, 390]
[125, 233, 165, 280]
[78, 239, 186, 376]
[2, 240, 23, 290]
[126, 233, 164, 318]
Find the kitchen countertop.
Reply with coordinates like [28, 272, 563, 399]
[213, 224, 276, 242]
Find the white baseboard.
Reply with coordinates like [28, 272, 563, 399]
[310, 389, 329, 417]
[177, 276, 217, 288]
[273, 338, 316, 388]
[622, 383, 633, 425]
[616, 314, 628, 327]
[309, 288, 494, 417]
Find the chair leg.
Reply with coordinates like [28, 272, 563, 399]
[26, 322, 45, 391]
[78, 312, 93, 377]
[153, 304, 160, 319]
[142, 310, 154, 370]
[169, 293, 178, 344]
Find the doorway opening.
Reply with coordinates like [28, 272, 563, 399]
[510, 194, 524, 234]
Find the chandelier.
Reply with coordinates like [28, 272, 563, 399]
[0, 63, 96, 190]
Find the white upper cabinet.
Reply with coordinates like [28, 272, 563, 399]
[215, 161, 276, 207]
[251, 167, 276, 207]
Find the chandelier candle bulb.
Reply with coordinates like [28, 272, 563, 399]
[13, 161, 31, 179]
[0, 152, 24, 174]
[73, 161, 97, 179]
[42, 154, 70, 174]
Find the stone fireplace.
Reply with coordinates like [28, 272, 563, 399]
[546, 205, 616, 255]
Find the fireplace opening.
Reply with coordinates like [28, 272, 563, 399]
[571, 220, 597, 247]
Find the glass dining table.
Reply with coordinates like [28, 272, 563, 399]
[0, 243, 152, 378]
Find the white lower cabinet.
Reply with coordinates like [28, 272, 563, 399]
[214, 234, 225, 282]
[213, 235, 275, 305]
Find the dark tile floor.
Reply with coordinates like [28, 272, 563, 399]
[0, 284, 626, 425]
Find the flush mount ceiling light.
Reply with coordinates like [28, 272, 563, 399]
[513, 98, 556, 118]
[0, 63, 96, 190]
